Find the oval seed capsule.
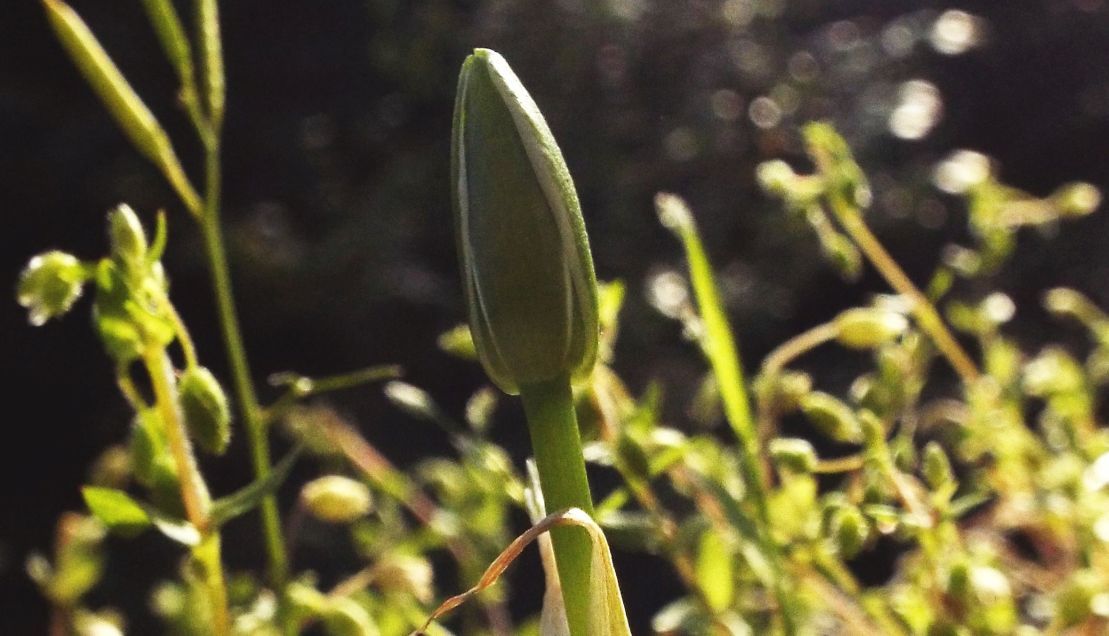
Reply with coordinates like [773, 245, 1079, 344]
[178, 366, 231, 455]
[301, 475, 373, 524]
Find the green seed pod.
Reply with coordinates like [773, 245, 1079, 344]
[769, 437, 818, 474]
[451, 48, 599, 395]
[834, 307, 909, 350]
[43, 0, 171, 168]
[800, 391, 863, 444]
[17, 250, 89, 326]
[301, 475, 373, 524]
[178, 366, 231, 455]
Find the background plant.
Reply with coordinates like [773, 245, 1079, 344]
[6, 1, 1109, 634]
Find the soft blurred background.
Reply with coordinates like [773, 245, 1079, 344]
[3, 0, 1109, 631]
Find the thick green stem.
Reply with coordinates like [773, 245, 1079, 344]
[198, 143, 289, 588]
[519, 375, 594, 636]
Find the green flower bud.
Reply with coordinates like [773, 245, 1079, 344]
[922, 441, 954, 490]
[373, 554, 435, 604]
[178, 366, 231, 455]
[383, 381, 440, 421]
[858, 409, 886, 448]
[770, 437, 818, 474]
[1051, 182, 1101, 218]
[756, 160, 798, 196]
[756, 370, 812, 414]
[800, 391, 863, 444]
[17, 250, 89, 326]
[107, 204, 148, 276]
[451, 48, 599, 395]
[821, 232, 863, 281]
[830, 505, 868, 558]
[1023, 347, 1085, 397]
[946, 561, 971, 600]
[834, 307, 909, 350]
[301, 475, 373, 523]
[437, 323, 478, 360]
[863, 504, 900, 534]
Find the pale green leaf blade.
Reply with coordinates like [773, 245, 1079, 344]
[81, 487, 152, 537]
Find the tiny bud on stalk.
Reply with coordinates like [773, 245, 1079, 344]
[451, 48, 599, 395]
[834, 307, 909, 350]
[108, 204, 148, 275]
[770, 438, 818, 474]
[800, 391, 864, 444]
[301, 476, 373, 524]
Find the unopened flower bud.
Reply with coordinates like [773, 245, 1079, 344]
[756, 160, 798, 196]
[770, 437, 818, 474]
[760, 370, 813, 414]
[107, 204, 148, 275]
[374, 555, 434, 603]
[17, 251, 89, 326]
[822, 233, 863, 281]
[452, 48, 599, 394]
[834, 308, 909, 350]
[800, 391, 863, 444]
[1051, 182, 1101, 218]
[922, 441, 954, 490]
[301, 475, 372, 523]
[830, 505, 868, 558]
[1024, 347, 1085, 397]
[178, 366, 231, 455]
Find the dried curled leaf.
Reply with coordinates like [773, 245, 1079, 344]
[414, 507, 630, 636]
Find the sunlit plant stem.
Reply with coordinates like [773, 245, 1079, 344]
[519, 376, 595, 636]
[803, 124, 981, 385]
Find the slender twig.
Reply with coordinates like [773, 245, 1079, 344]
[756, 321, 838, 444]
[262, 364, 402, 426]
[811, 173, 980, 385]
[161, 295, 199, 369]
[760, 322, 839, 381]
[197, 142, 289, 587]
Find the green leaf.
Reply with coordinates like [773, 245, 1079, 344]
[82, 487, 152, 537]
[139, 0, 194, 87]
[654, 193, 757, 452]
[210, 445, 302, 526]
[696, 528, 735, 612]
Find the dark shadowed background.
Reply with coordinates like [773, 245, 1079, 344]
[3, 0, 1109, 631]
